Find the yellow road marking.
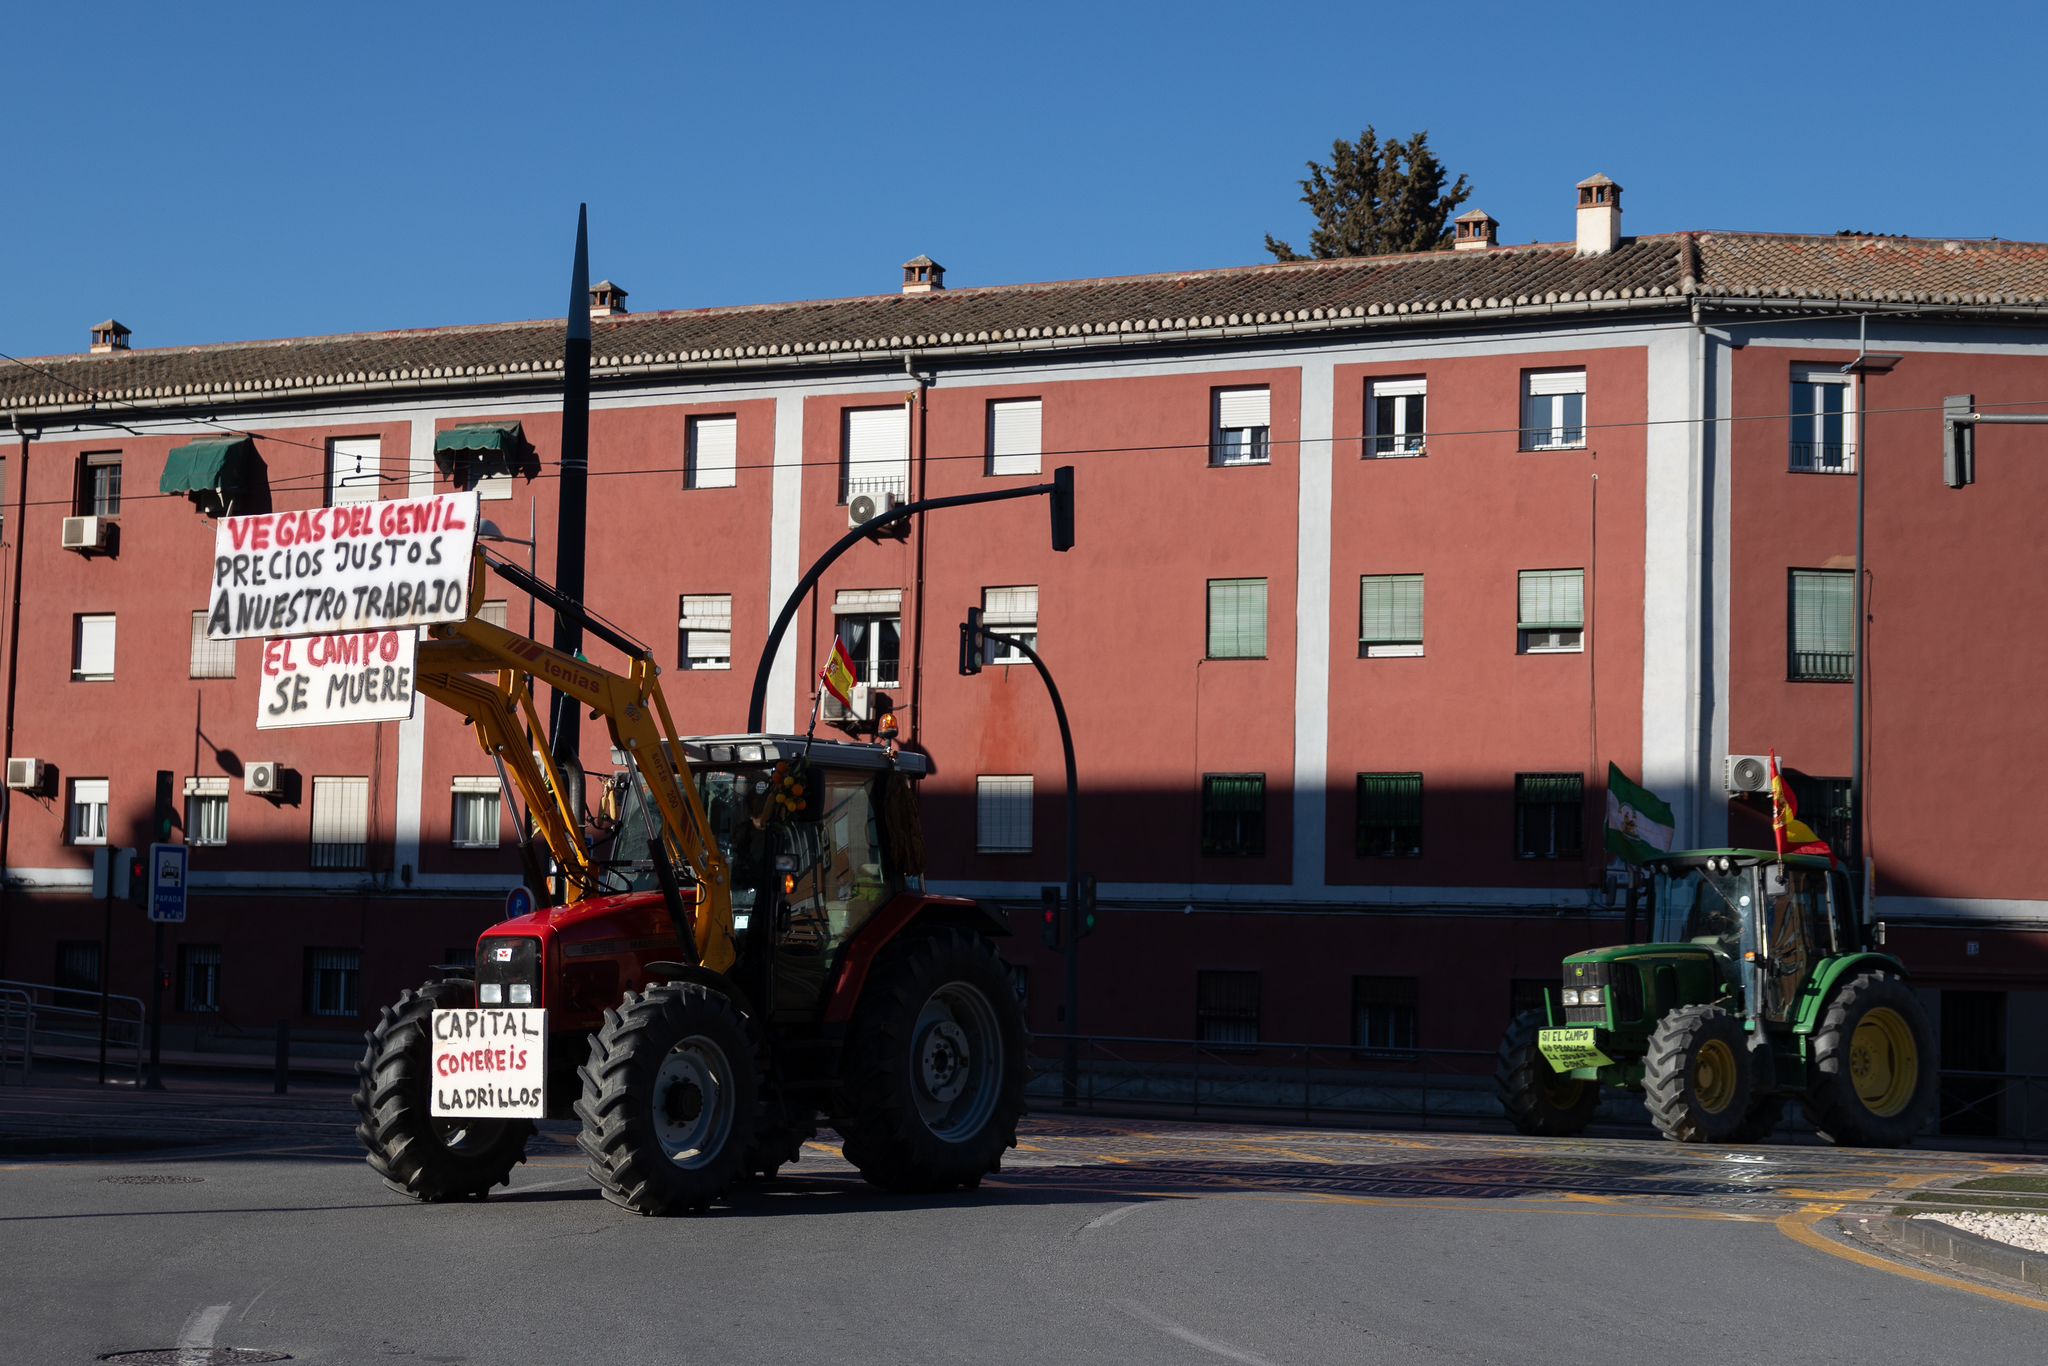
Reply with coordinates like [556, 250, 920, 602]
[1774, 1206, 2048, 1314]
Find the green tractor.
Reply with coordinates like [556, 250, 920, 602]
[1496, 849, 1935, 1147]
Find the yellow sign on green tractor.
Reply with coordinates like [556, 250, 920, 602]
[1538, 1027, 1612, 1072]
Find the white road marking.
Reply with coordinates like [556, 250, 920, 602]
[237, 1282, 273, 1323]
[1115, 1300, 1279, 1366]
[177, 1302, 230, 1364]
[1081, 1202, 1148, 1233]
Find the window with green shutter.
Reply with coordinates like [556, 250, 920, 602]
[1201, 773, 1266, 857]
[1789, 570, 1854, 681]
[1356, 772, 1423, 857]
[1207, 579, 1268, 659]
[1515, 772, 1584, 859]
[1360, 575, 1423, 657]
[1517, 569, 1584, 654]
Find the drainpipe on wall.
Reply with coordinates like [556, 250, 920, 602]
[0, 420, 33, 978]
[903, 355, 934, 743]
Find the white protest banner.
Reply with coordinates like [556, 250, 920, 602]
[207, 491, 479, 641]
[430, 1009, 547, 1119]
[257, 629, 419, 730]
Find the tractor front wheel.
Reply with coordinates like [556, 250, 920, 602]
[1809, 972, 1934, 1148]
[575, 982, 758, 1215]
[354, 979, 534, 1201]
[1495, 1009, 1598, 1137]
[1643, 1004, 1754, 1143]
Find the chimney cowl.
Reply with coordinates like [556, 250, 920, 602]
[89, 318, 131, 354]
[588, 280, 628, 317]
[1452, 209, 1498, 251]
[902, 255, 945, 294]
[1575, 174, 1623, 256]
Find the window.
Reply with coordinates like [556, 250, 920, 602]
[1789, 570, 1854, 682]
[834, 590, 902, 688]
[451, 777, 501, 849]
[305, 948, 361, 1017]
[1211, 387, 1271, 466]
[1788, 773, 1855, 858]
[982, 585, 1037, 664]
[1360, 574, 1423, 657]
[1356, 772, 1422, 858]
[1521, 370, 1587, 450]
[842, 406, 909, 504]
[987, 398, 1042, 477]
[1518, 569, 1584, 654]
[678, 594, 734, 670]
[976, 776, 1033, 853]
[478, 599, 510, 629]
[68, 778, 108, 846]
[1206, 578, 1268, 659]
[1367, 378, 1427, 457]
[1201, 774, 1266, 858]
[55, 940, 101, 1010]
[189, 610, 235, 679]
[185, 777, 229, 847]
[311, 776, 369, 869]
[72, 614, 116, 681]
[1790, 368, 1854, 474]
[326, 436, 379, 507]
[1353, 977, 1419, 1051]
[179, 944, 221, 1013]
[75, 451, 122, 517]
[687, 414, 738, 490]
[1515, 772, 1584, 859]
[1196, 970, 1261, 1044]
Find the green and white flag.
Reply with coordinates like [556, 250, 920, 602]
[1605, 762, 1675, 864]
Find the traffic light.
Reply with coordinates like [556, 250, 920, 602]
[153, 769, 177, 844]
[1040, 884, 1061, 950]
[1943, 394, 1976, 489]
[1078, 874, 1097, 938]
[126, 850, 149, 909]
[1049, 465, 1075, 552]
[959, 607, 985, 676]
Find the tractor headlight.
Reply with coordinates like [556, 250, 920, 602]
[1580, 986, 1604, 1006]
[479, 983, 503, 1004]
[509, 983, 534, 1005]
[1561, 988, 1581, 1006]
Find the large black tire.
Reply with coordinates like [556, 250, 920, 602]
[1643, 1005, 1754, 1144]
[834, 929, 1026, 1193]
[744, 1104, 819, 1182]
[574, 982, 758, 1215]
[1495, 1009, 1599, 1137]
[1808, 972, 1934, 1148]
[353, 979, 534, 1201]
[1728, 1092, 1787, 1144]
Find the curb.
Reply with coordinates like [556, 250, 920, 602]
[1876, 1216, 2048, 1294]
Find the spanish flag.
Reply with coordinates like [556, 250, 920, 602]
[820, 635, 858, 708]
[1768, 750, 1834, 865]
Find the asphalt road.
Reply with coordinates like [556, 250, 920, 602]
[3, 1077, 2044, 1365]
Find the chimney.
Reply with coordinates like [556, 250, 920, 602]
[901, 255, 945, 294]
[587, 280, 629, 317]
[1452, 210, 1499, 251]
[89, 319, 131, 354]
[1575, 174, 1623, 256]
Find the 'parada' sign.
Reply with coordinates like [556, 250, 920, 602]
[257, 630, 418, 730]
[207, 492, 479, 640]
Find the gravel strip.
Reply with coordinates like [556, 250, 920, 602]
[1914, 1211, 2048, 1255]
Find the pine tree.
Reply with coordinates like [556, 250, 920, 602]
[1265, 128, 1472, 262]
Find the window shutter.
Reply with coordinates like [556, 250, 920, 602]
[1207, 579, 1268, 657]
[1369, 378, 1426, 399]
[833, 588, 902, 616]
[975, 775, 1033, 852]
[1525, 370, 1587, 397]
[1519, 773, 1583, 804]
[1358, 772, 1421, 825]
[327, 437, 379, 506]
[1518, 570, 1584, 630]
[312, 777, 369, 868]
[982, 585, 1037, 626]
[1361, 575, 1423, 643]
[189, 610, 235, 677]
[988, 399, 1042, 476]
[688, 416, 738, 488]
[679, 593, 733, 663]
[1207, 774, 1265, 812]
[1215, 388, 1271, 430]
[1791, 570, 1855, 670]
[77, 616, 116, 677]
[844, 407, 910, 491]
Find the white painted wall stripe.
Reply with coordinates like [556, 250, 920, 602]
[767, 393, 805, 731]
[1292, 358, 1335, 892]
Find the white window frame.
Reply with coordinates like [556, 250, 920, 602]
[451, 776, 503, 850]
[687, 414, 739, 489]
[1212, 387, 1272, 466]
[976, 775, 1034, 853]
[1360, 574, 1424, 658]
[987, 399, 1043, 477]
[842, 406, 910, 504]
[1521, 371, 1587, 451]
[981, 586, 1038, 665]
[69, 778, 109, 846]
[306, 947, 361, 1018]
[1367, 378, 1427, 458]
[833, 590, 903, 688]
[1790, 367, 1855, 474]
[73, 614, 116, 682]
[679, 593, 734, 671]
[79, 451, 123, 518]
[327, 436, 380, 506]
[1518, 569, 1586, 654]
[311, 776, 370, 870]
[185, 776, 229, 847]
[189, 610, 235, 679]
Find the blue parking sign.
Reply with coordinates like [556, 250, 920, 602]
[148, 843, 189, 924]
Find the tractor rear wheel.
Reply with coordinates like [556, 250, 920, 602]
[354, 979, 534, 1201]
[835, 929, 1026, 1193]
[575, 982, 758, 1215]
[1495, 1009, 1598, 1137]
[1643, 1005, 1753, 1143]
[1809, 972, 1934, 1148]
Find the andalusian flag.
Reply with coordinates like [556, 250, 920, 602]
[1604, 763, 1675, 864]
[1768, 750, 1834, 864]
[819, 635, 858, 708]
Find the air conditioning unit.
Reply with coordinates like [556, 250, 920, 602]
[848, 490, 905, 535]
[61, 516, 109, 551]
[1725, 754, 1772, 795]
[245, 761, 282, 797]
[822, 682, 871, 725]
[5, 757, 43, 791]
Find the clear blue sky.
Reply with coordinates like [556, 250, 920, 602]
[8, 1, 2043, 359]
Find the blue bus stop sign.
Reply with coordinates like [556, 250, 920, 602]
[504, 884, 536, 921]
[148, 843, 189, 924]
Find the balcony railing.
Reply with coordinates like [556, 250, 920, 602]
[1791, 650, 1854, 682]
[842, 473, 909, 506]
[1368, 434, 1426, 458]
[1791, 442, 1855, 474]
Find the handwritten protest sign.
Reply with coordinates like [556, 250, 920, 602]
[207, 491, 479, 640]
[257, 629, 419, 730]
[430, 1009, 547, 1118]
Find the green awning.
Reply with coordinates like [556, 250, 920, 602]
[160, 437, 255, 495]
[434, 422, 526, 458]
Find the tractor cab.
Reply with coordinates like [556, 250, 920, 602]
[1644, 851, 1857, 1018]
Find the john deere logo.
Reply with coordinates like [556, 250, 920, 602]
[1573, 965, 1587, 978]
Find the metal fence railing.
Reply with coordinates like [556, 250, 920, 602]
[1935, 1068, 2048, 1150]
[1790, 442, 1856, 474]
[0, 986, 31, 1083]
[0, 978, 145, 1083]
[1790, 650, 1855, 682]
